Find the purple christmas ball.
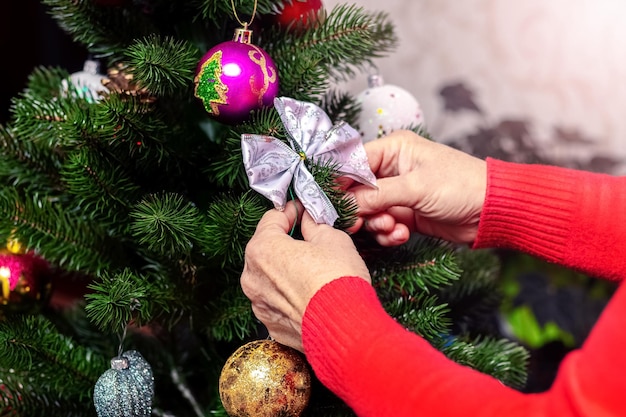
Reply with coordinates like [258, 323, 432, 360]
[194, 38, 279, 124]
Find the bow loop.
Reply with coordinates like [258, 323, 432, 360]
[241, 97, 376, 225]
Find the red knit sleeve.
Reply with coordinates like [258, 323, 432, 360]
[303, 277, 626, 417]
[303, 277, 548, 417]
[302, 159, 626, 417]
[474, 158, 626, 281]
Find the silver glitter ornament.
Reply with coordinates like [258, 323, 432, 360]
[93, 350, 154, 417]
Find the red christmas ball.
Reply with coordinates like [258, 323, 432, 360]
[0, 250, 52, 314]
[274, 0, 323, 31]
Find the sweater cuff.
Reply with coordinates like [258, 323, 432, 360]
[473, 158, 579, 264]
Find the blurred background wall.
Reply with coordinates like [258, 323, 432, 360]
[327, 0, 626, 174]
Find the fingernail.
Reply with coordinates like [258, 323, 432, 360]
[391, 229, 406, 242]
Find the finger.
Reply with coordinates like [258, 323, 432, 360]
[350, 176, 417, 216]
[299, 209, 329, 241]
[372, 223, 411, 246]
[345, 216, 365, 234]
[363, 212, 397, 234]
[256, 200, 305, 235]
[267, 330, 304, 353]
[361, 130, 409, 176]
[336, 175, 355, 190]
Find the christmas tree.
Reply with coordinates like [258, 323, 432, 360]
[0, 1, 529, 416]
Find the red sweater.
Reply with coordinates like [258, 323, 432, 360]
[302, 158, 626, 417]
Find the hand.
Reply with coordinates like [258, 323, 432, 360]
[348, 130, 487, 246]
[241, 200, 371, 352]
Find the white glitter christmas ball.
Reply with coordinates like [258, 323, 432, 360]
[356, 74, 425, 143]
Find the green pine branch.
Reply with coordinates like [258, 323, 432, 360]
[204, 285, 255, 342]
[85, 268, 182, 332]
[42, 0, 157, 60]
[61, 147, 143, 224]
[0, 315, 108, 415]
[264, 4, 398, 84]
[0, 187, 115, 275]
[197, 0, 278, 25]
[441, 248, 505, 337]
[443, 336, 530, 390]
[130, 192, 206, 258]
[320, 90, 361, 129]
[0, 124, 61, 194]
[207, 106, 286, 189]
[123, 35, 201, 99]
[203, 191, 268, 268]
[384, 292, 453, 342]
[368, 237, 462, 294]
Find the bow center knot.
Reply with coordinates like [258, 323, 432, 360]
[298, 151, 306, 161]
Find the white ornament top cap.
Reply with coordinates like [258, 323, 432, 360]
[111, 357, 130, 370]
[83, 59, 101, 75]
[367, 74, 384, 88]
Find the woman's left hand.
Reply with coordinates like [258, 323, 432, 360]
[240, 200, 372, 352]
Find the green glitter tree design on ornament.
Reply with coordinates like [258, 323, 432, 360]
[194, 50, 228, 116]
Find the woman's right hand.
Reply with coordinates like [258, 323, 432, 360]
[348, 130, 487, 246]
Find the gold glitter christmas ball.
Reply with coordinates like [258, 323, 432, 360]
[219, 339, 311, 417]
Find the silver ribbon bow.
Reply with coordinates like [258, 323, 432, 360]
[241, 96, 377, 225]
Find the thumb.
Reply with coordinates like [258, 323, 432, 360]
[350, 176, 418, 216]
[299, 209, 329, 241]
[299, 210, 348, 246]
[256, 200, 304, 235]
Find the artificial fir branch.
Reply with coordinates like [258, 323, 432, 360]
[123, 35, 200, 99]
[19, 65, 70, 101]
[264, 4, 397, 83]
[0, 371, 90, 417]
[307, 157, 360, 230]
[61, 147, 142, 221]
[196, 0, 277, 24]
[441, 248, 505, 337]
[205, 134, 252, 189]
[205, 286, 256, 342]
[273, 51, 329, 104]
[52, 301, 120, 358]
[384, 292, 453, 342]
[0, 188, 115, 274]
[130, 192, 206, 257]
[0, 125, 62, 193]
[91, 95, 169, 159]
[11, 89, 73, 146]
[85, 268, 181, 332]
[42, 0, 156, 60]
[207, 106, 285, 189]
[203, 191, 268, 267]
[443, 337, 530, 389]
[320, 90, 361, 129]
[368, 237, 462, 294]
[0, 315, 108, 411]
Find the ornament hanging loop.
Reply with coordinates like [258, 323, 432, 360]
[230, 0, 258, 28]
[117, 298, 141, 357]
